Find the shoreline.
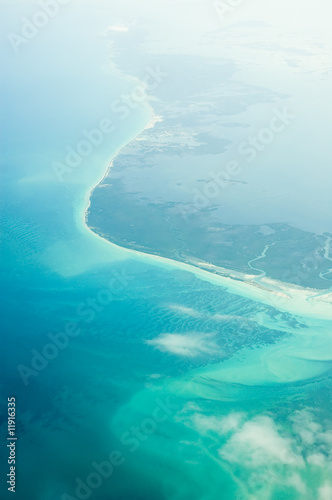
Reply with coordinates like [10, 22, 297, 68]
[80, 103, 332, 321]
[81, 103, 157, 233]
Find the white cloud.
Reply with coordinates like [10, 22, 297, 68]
[168, 304, 203, 318]
[193, 412, 245, 435]
[177, 406, 332, 497]
[287, 474, 307, 494]
[145, 332, 221, 357]
[291, 410, 322, 445]
[219, 415, 304, 468]
[107, 25, 129, 33]
[291, 410, 332, 462]
[168, 303, 250, 324]
[307, 453, 326, 467]
[319, 483, 332, 500]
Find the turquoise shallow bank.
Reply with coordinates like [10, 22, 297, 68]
[1, 2, 332, 500]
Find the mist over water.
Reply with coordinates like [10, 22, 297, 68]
[1, 2, 332, 500]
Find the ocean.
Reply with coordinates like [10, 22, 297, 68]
[1, 2, 332, 499]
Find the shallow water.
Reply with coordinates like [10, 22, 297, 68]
[1, 2, 332, 500]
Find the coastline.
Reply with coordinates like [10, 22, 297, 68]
[80, 104, 332, 321]
[81, 102, 157, 236]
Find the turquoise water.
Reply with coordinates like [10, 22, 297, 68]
[1, 2, 332, 500]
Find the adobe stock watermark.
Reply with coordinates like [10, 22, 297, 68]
[61, 397, 179, 500]
[52, 66, 168, 182]
[192, 108, 296, 210]
[17, 269, 132, 386]
[7, 0, 70, 54]
[214, 0, 246, 23]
